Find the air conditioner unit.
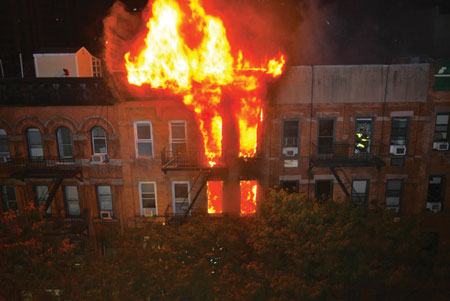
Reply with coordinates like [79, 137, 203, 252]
[282, 147, 298, 157]
[426, 202, 441, 213]
[100, 210, 112, 219]
[385, 206, 399, 214]
[91, 154, 109, 164]
[390, 145, 407, 156]
[433, 142, 449, 151]
[0, 156, 8, 163]
[143, 208, 154, 217]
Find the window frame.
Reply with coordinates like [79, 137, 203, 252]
[385, 179, 404, 214]
[26, 127, 44, 160]
[433, 113, 449, 146]
[56, 126, 75, 161]
[351, 179, 370, 206]
[355, 117, 374, 154]
[35, 185, 51, 215]
[1, 185, 18, 212]
[0, 129, 10, 160]
[390, 117, 410, 147]
[427, 176, 445, 206]
[172, 181, 190, 215]
[96, 185, 113, 217]
[63, 185, 81, 217]
[317, 118, 335, 155]
[139, 182, 157, 216]
[91, 126, 108, 155]
[282, 119, 300, 149]
[280, 180, 299, 193]
[315, 179, 334, 200]
[134, 121, 154, 158]
[169, 120, 187, 154]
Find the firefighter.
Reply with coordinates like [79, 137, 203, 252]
[355, 125, 370, 153]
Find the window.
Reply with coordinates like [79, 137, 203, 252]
[26, 128, 44, 160]
[139, 182, 157, 216]
[56, 127, 74, 161]
[318, 119, 334, 154]
[97, 185, 113, 216]
[91, 127, 107, 154]
[134, 122, 153, 157]
[433, 114, 449, 150]
[385, 180, 403, 213]
[427, 176, 445, 209]
[1, 186, 18, 211]
[35, 185, 51, 215]
[280, 180, 299, 193]
[0, 129, 10, 161]
[172, 181, 190, 214]
[351, 180, 370, 205]
[315, 180, 333, 200]
[170, 121, 187, 154]
[63, 186, 80, 216]
[92, 58, 102, 77]
[390, 117, 409, 153]
[282, 119, 299, 148]
[355, 118, 373, 153]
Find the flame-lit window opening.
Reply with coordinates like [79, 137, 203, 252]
[317, 119, 334, 155]
[240, 180, 257, 215]
[139, 182, 157, 216]
[97, 185, 113, 217]
[56, 127, 74, 161]
[26, 127, 44, 160]
[169, 121, 187, 154]
[1, 185, 18, 212]
[0, 129, 10, 161]
[385, 180, 403, 214]
[63, 185, 81, 217]
[351, 180, 370, 206]
[207, 181, 223, 214]
[172, 181, 190, 215]
[134, 121, 153, 157]
[35, 185, 51, 215]
[91, 126, 108, 155]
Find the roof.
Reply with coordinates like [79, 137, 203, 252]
[33, 47, 94, 57]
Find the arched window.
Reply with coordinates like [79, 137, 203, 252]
[26, 127, 44, 160]
[91, 126, 107, 154]
[56, 127, 74, 161]
[0, 129, 10, 161]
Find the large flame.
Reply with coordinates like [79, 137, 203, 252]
[207, 181, 223, 214]
[124, 0, 285, 165]
[240, 180, 257, 215]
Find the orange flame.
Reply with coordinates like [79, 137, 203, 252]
[207, 181, 223, 214]
[240, 180, 257, 215]
[124, 0, 285, 165]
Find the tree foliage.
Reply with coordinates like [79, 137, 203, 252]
[2, 192, 449, 300]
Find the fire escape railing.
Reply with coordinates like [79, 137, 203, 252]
[312, 142, 386, 167]
[161, 148, 225, 169]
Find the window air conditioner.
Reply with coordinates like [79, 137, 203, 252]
[91, 154, 109, 164]
[426, 202, 441, 213]
[433, 142, 449, 151]
[386, 206, 399, 214]
[0, 156, 8, 163]
[100, 210, 112, 219]
[389, 145, 407, 156]
[282, 147, 298, 157]
[143, 208, 154, 217]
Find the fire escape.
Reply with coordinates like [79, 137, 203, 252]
[310, 142, 385, 196]
[3, 157, 87, 233]
[161, 148, 226, 224]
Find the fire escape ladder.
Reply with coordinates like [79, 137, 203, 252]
[43, 177, 63, 212]
[329, 167, 350, 197]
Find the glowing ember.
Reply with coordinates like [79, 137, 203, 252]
[240, 180, 257, 215]
[207, 181, 223, 213]
[124, 0, 285, 165]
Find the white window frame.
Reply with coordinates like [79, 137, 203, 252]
[169, 120, 187, 153]
[91, 126, 108, 155]
[139, 182, 157, 216]
[97, 185, 113, 217]
[134, 121, 154, 158]
[172, 181, 190, 214]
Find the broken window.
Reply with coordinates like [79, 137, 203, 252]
[355, 118, 373, 154]
[135, 121, 153, 157]
[1, 185, 17, 212]
[35, 185, 51, 215]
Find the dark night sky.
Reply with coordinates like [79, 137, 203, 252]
[0, 0, 449, 77]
